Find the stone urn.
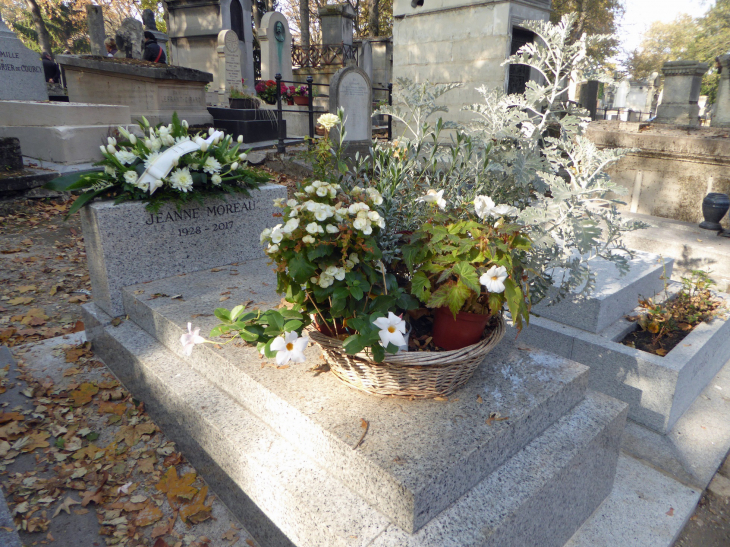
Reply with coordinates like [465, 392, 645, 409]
[699, 193, 730, 230]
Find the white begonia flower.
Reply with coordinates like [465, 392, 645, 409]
[345, 259, 355, 269]
[211, 174, 222, 186]
[480, 265, 508, 294]
[104, 165, 117, 177]
[129, 134, 137, 145]
[353, 217, 368, 231]
[362, 225, 373, 235]
[316, 187, 328, 197]
[149, 179, 164, 195]
[239, 152, 248, 162]
[367, 188, 383, 205]
[317, 113, 340, 130]
[334, 268, 346, 281]
[318, 273, 334, 288]
[203, 156, 221, 174]
[114, 150, 137, 165]
[267, 243, 279, 254]
[237, 135, 243, 143]
[305, 222, 320, 235]
[310, 276, 319, 284]
[328, 187, 337, 198]
[268, 331, 310, 363]
[107, 137, 117, 146]
[351, 186, 363, 195]
[231, 162, 239, 171]
[314, 206, 332, 222]
[348, 203, 360, 215]
[305, 185, 315, 194]
[325, 224, 339, 234]
[123, 171, 139, 184]
[325, 265, 338, 276]
[367, 211, 380, 221]
[372, 312, 407, 349]
[180, 323, 206, 356]
[106, 143, 116, 154]
[289, 209, 298, 218]
[416, 189, 446, 210]
[312, 180, 324, 187]
[144, 152, 161, 169]
[169, 167, 194, 192]
[302, 235, 315, 244]
[474, 195, 496, 219]
[349, 253, 359, 264]
[492, 204, 519, 217]
[260, 228, 271, 244]
[273, 198, 284, 207]
[286, 199, 297, 207]
[270, 225, 284, 243]
[282, 218, 300, 234]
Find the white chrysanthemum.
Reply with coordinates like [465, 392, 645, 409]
[317, 113, 340, 130]
[203, 156, 221, 174]
[211, 174, 222, 186]
[480, 265, 508, 293]
[302, 235, 315, 244]
[325, 224, 339, 234]
[123, 171, 139, 185]
[114, 150, 137, 165]
[169, 167, 194, 192]
[144, 152, 161, 169]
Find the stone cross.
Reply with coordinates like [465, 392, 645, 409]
[259, 12, 292, 82]
[655, 60, 708, 127]
[217, 29, 243, 106]
[115, 17, 144, 60]
[712, 54, 730, 127]
[86, 5, 106, 57]
[329, 66, 372, 156]
[0, 13, 48, 101]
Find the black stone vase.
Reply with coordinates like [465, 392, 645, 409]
[699, 193, 730, 231]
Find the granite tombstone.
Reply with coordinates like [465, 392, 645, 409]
[329, 66, 372, 155]
[216, 30, 242, 105]
[655, 60, 708, 126]
[259, 12, 292, 82]
[86, 5, 106, 57]
[0, 13, 48, 101]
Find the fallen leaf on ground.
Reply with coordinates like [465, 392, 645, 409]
[8, 296, 33, 305]
[155, 467, 198, 509]
[70, 382, 99, 406]
[20, 431, 50, 452]
[179, 485, 212, 524]
[134, 503, 164, 527]
[221, 525, 239, 541]
[52, 496, 80, 517]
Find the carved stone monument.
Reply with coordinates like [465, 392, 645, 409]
[216, 29, 242, 106]
[320, 3, 355, 47]
[86, 5, 106, 57]
[142, 8, 169, 51]
[115, 17, 144, 60]
[0, 13, 48, 101]
[655, 60, 708, 126]
[330, 66, 372, 155]
[713, 54, 730, 127]
[259, 12, 292, 82]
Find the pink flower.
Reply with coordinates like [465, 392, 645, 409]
[180, 323, 206, 356]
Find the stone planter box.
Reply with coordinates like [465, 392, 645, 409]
[80, 184, 286, 317]
[57, 55, 214, 126]
[518, 282, 730, 434]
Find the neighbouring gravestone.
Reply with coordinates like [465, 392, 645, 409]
[0, 137, 22, 171]
[713, 53, 730, 127]
[116, 17, 144, 60]
[216, 30, 242, 106]
[259, 11, 293, 82]
[0, 13, 48, 101]
[86, 5, 106, 56]
[329, 66, 372, 155]
[142, 8, 169, 52]
[656, 60, 709, 126]
[80, 184, 287, 317]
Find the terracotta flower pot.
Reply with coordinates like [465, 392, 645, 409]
[293, 95, 309, 106]
[313, 316, 351, 338]
[431, 307, 491, 351]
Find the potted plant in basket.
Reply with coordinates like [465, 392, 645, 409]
[183, 15, 649, 399]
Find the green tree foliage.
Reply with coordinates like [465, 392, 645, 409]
[11, 0, 89, 54]
[551, 0, 625, 62]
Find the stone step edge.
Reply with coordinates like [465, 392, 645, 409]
[84, 303, 629, 547]
[117, 288, 589, 533]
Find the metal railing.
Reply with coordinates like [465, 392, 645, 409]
[273, 73, 393, 154]
[291, 43, 358, 68]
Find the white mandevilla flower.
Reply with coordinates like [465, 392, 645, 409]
[180, 323, 206, 356]
[372, 312, 407, 349]
[416, 189, 446, 210]
[480, 265, 508, 294]
[318, 113, 340, 130]
[114, 150, 136, 165]
[203, 156, 221, 174]
[211, 174, 222, 186]
[268, 331, 309, 365]
[169, 167, 194, 193]
[123, 171, 138, 185]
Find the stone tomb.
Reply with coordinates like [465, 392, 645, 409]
[259, 12, 293, 82]
[713, 53, 730, 127]
[80, 186, 286, 317]
[57, 55, 213, 126]
[655, 60, 708, 127]
[216, 30, 242, 106]
[0, 13, 48, 101]
[115, 17, 144, 60]
[82, 256, 627, 546]
[330, 66, 372, 154]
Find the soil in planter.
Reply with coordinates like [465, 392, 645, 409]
[620, 327, 692, 356]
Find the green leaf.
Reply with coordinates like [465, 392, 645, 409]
[452, 261, 480, 293]
[503, 278, 525, 328]
[427, 280, 471, 315]
[288, 254, 316, 284]
[238, 328, 260, 342]
[64, 187, 111, 219]
[43, 170, 102, 191]
[283, 320, 303, 332]
[214, 308, 232, 323]
[343, 334, 367, 355]
[307, 245, 333, 261]
[411, 271, 431, 302]
[230, 305, 246, 322]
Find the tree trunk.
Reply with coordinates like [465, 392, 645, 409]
[574, 0, 588, 40]
[299, 0, 310, 48]
[252, 1, 262, 30]
[368, 0, 380, 36]
[25, 0, 53, 56]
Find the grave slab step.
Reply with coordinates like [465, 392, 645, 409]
[515, 283, 730, 434]
[212, 118, 284, 143]
[119, 262, 590, 532]
[532, 250, 673, 333]
[83, 302, 628, 547]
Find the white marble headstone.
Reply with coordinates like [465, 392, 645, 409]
[0, 14, 48, 101]
[259, 12, 292, 82]
[217, 29, 242, 104]
[330, 66, 372, 143]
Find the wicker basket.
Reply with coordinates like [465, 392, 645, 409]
[309, 315, 506, 398]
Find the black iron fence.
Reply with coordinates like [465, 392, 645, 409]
[272, 73, 393, 154]
[291, 43, 358, 68]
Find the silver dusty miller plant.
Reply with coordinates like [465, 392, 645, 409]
[352, 13, 647, 304]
